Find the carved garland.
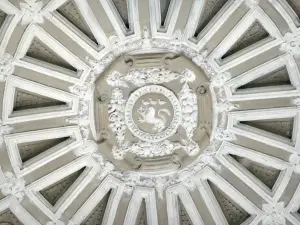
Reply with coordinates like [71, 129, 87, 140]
[69, 28, 236, 196]
[107, 68, 200, 159]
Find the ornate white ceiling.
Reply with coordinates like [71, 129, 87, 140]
[0, 0, 300, 225]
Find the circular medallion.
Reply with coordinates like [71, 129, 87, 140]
[125, 85, 181, 142]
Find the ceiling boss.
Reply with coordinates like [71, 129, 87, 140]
[94, 53, 212, 172]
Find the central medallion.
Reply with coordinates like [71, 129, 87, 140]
[125, 85, 181, 142]
[93, 53, 213, 172]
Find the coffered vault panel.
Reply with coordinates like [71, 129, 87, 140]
[1, 0, 300, 225]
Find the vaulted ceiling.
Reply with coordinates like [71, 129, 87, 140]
[0, 0, 300, 225]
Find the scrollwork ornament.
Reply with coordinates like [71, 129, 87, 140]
[0, 172, 25, 202]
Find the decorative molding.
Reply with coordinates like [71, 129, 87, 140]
[166, 184, 205, 225]
[20, 1, 44, 25]
[262, 202, 286, 225]
[124, 187, 158, 225]
[0, 53, 14, 82]
[3, 75, 79, 124]
[46, 220, 65, 225]
[25, 156, 99, 221]
[5, 126, 82, 177]
[217, 142, 292, 203]
[69, 175, 124, 225]
[281, 29, 300, 56]
[0, 197, 40, 225]
[0, 171, 25, 202]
